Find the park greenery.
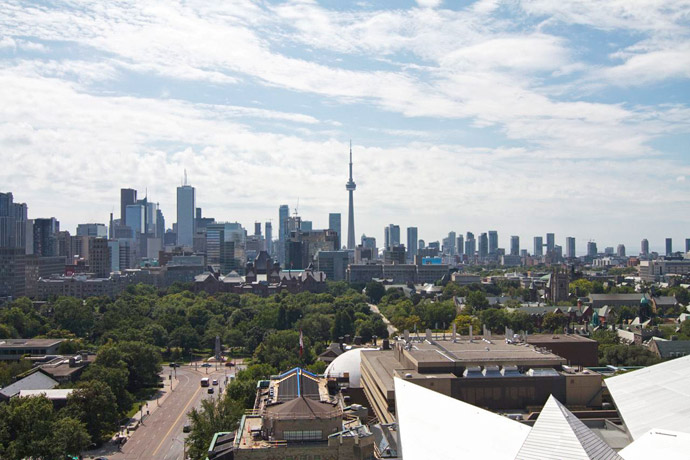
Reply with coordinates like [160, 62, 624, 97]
[0, 274, 688, 459]
[0, 281, 388, 458]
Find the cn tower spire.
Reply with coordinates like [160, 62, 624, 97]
[346, 140, 357, 250]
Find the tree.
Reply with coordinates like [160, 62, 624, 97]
[453, 315, 481, 335]
[0, 395, 55, 459]
[365, 281, 386, 304]
[81, 361, 133, 415]
[52, 297, 94, 337]
[51, 417, 91, 457]
[65, 380, 119, 444]
[254, 330, 314, 370]
[542, 311, 569, 333]
[187, 391, 246, 460]
[479, 308, 509, 333]
[466, 291, 490, 311]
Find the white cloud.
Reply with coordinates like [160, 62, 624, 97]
[416, 0, 443, 8]
[0, 0, 689, 247]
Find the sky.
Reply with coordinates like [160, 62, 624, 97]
[0, 0, 689, 255]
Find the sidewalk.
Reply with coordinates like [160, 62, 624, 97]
[81, 373, 177, 458]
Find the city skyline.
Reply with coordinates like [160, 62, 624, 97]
[1, 1, 689, 250]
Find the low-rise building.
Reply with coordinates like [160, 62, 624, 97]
[0, 339, 64, 361]
[360, 332, 602, 425]
[207, 368, 374, 460]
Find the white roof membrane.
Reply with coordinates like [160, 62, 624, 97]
[606, 354, 690, 440]
[394, 377, 530, 460]
[619, 429, 690, 460]
[515, 395, 622, 460]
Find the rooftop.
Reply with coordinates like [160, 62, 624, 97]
[0, 339, 64, 348]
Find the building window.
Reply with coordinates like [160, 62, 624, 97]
[283, 430, 323, 441]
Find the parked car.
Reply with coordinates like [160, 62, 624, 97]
[212, 379, 218, 386]
[207, 388, 214, 394]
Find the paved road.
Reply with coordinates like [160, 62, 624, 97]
[106, 365, 235, 460]
[369, 303, 398, 337]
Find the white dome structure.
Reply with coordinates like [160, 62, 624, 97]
[325, 348, 377, 388]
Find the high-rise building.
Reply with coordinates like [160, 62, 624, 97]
[533, 236, 543, 257]
[510, 236, 520, 256]
[465, 232, 476, 257]
[617, 244, 626, 258]
[407, 227, 418, 261]
[345, 142, 357, 250]
[176, 181, 196, 247]
[361, 235, 376, 250]
[33, 218, 60, 257]
[546, 233, 555, 254]
[488, 231, 498, 255]
[686, 238, 690, 253]
[120, 188, 137, 226]
[666, 238, 673, 256]
[478, 233, 488, 259]
[587, 241, 598, 257]
[265, 222, 273, 256]
[641, 238, 649, 256]
[300, 220, 313, 231]
[0, 192, 27, 249]
[88, 237, 111, 278]
[456, 235, 464, 256]
[418, 239, 425, 250]
[446, 231, 457, 256]
[385, 224, 400, 249]
[76, 223, 107, 238]
[566, 237, 576, 259]
[125, 204, 145, 234]
[328, 213, 341, 249]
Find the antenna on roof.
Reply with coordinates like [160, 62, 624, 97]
[184, 169, 188, 186]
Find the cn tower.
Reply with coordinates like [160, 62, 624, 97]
[346, 141, 356, 250]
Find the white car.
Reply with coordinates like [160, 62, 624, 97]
[212, 379, 218, 386]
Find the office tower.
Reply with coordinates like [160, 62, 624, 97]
[546, 233, 555, 254]
[33, 218, 60, 257]
[88, 238, 111, 278]
[300, 221, 313, 231]
[587, 241, 598, 257]
[418, 239, 425, 250]
[488, 231, 498, 255]
[553, 245, 563, 260]
[176, 177, 196, 247]
[446, 231, 457, 256]
[156, 209, 165, 240]
[76, 223, 107, 238]
[617, 244, 626, 257]
[456, 235, 464, 256]
[686, 238, 690, 253]
[641, 238, 649, 256]
[384, 227, 390, 250]
[361, 235, 376, 250]
[465, 232, 476, 256]
[346, 142, 357, 250]
[390, 224, 400, 247]
[254, 222, 262, 236]
[265, 222, 273, 256]
[126, 204, 146, 234]
[0, 192, 27, 249]
[510, 236, 520, 256]
[666, 238, 673, 256]
[328, 213, 341, 248]
[533, 236, 543, 257]
[279, 205, 290, 241]
[407, 227, 418, 261]
[108, 240, 120, 273]
[120, 188, 137, 226]
[604, 247, 614, 256]
[0, 192, 28, 298]
[566, 237, 576, 259]
[478, 233, 488, 259]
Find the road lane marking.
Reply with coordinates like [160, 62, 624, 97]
[151, 384, 203, 457]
